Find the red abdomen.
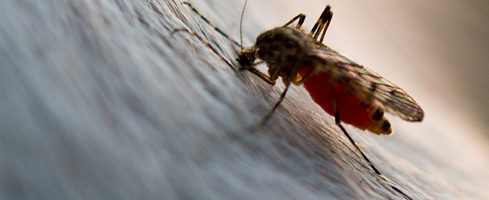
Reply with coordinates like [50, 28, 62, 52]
[298, 67, 374, 130]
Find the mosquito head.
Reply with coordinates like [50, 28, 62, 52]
[236, 46, 257, 67]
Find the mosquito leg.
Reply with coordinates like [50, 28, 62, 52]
[311, 5, 333, 43]
[182, 1, 241, 47]
[260, 83, 291, 124]
[172, 28, 235, 70]
[311, 6, 330, 33]
[239, 67, 276, 85]
[336, 121, 415, 200]
[318, 16, 332, 43]
[333, 92, 415, 200]
[318, 12, 332, 43]
[332, 92, 382, 175]
[283, 14, 306, 29]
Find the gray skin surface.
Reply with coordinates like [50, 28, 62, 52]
[1, 0, 488, 199]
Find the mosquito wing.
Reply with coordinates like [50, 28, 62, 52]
[310, 47, 424, 122]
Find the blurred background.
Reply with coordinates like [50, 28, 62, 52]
[1, 0, 488, 199]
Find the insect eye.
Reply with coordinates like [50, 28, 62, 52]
[257, 49, 265, 57]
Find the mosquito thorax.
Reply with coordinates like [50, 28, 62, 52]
[255, 27, 315, 67]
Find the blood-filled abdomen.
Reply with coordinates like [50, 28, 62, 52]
[298, 67, 392, 135]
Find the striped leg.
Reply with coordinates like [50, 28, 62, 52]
[171, 28, 235, 70]
[182, 2, 241, 48]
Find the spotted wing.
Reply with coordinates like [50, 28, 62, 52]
[310, 47, 424, 122]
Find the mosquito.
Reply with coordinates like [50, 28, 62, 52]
[177, 2, 423, 199]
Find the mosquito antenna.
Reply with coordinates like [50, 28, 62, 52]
[239, 0, 248, 51]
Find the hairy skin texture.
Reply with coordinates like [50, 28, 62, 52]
[1, 0, 488, 200]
